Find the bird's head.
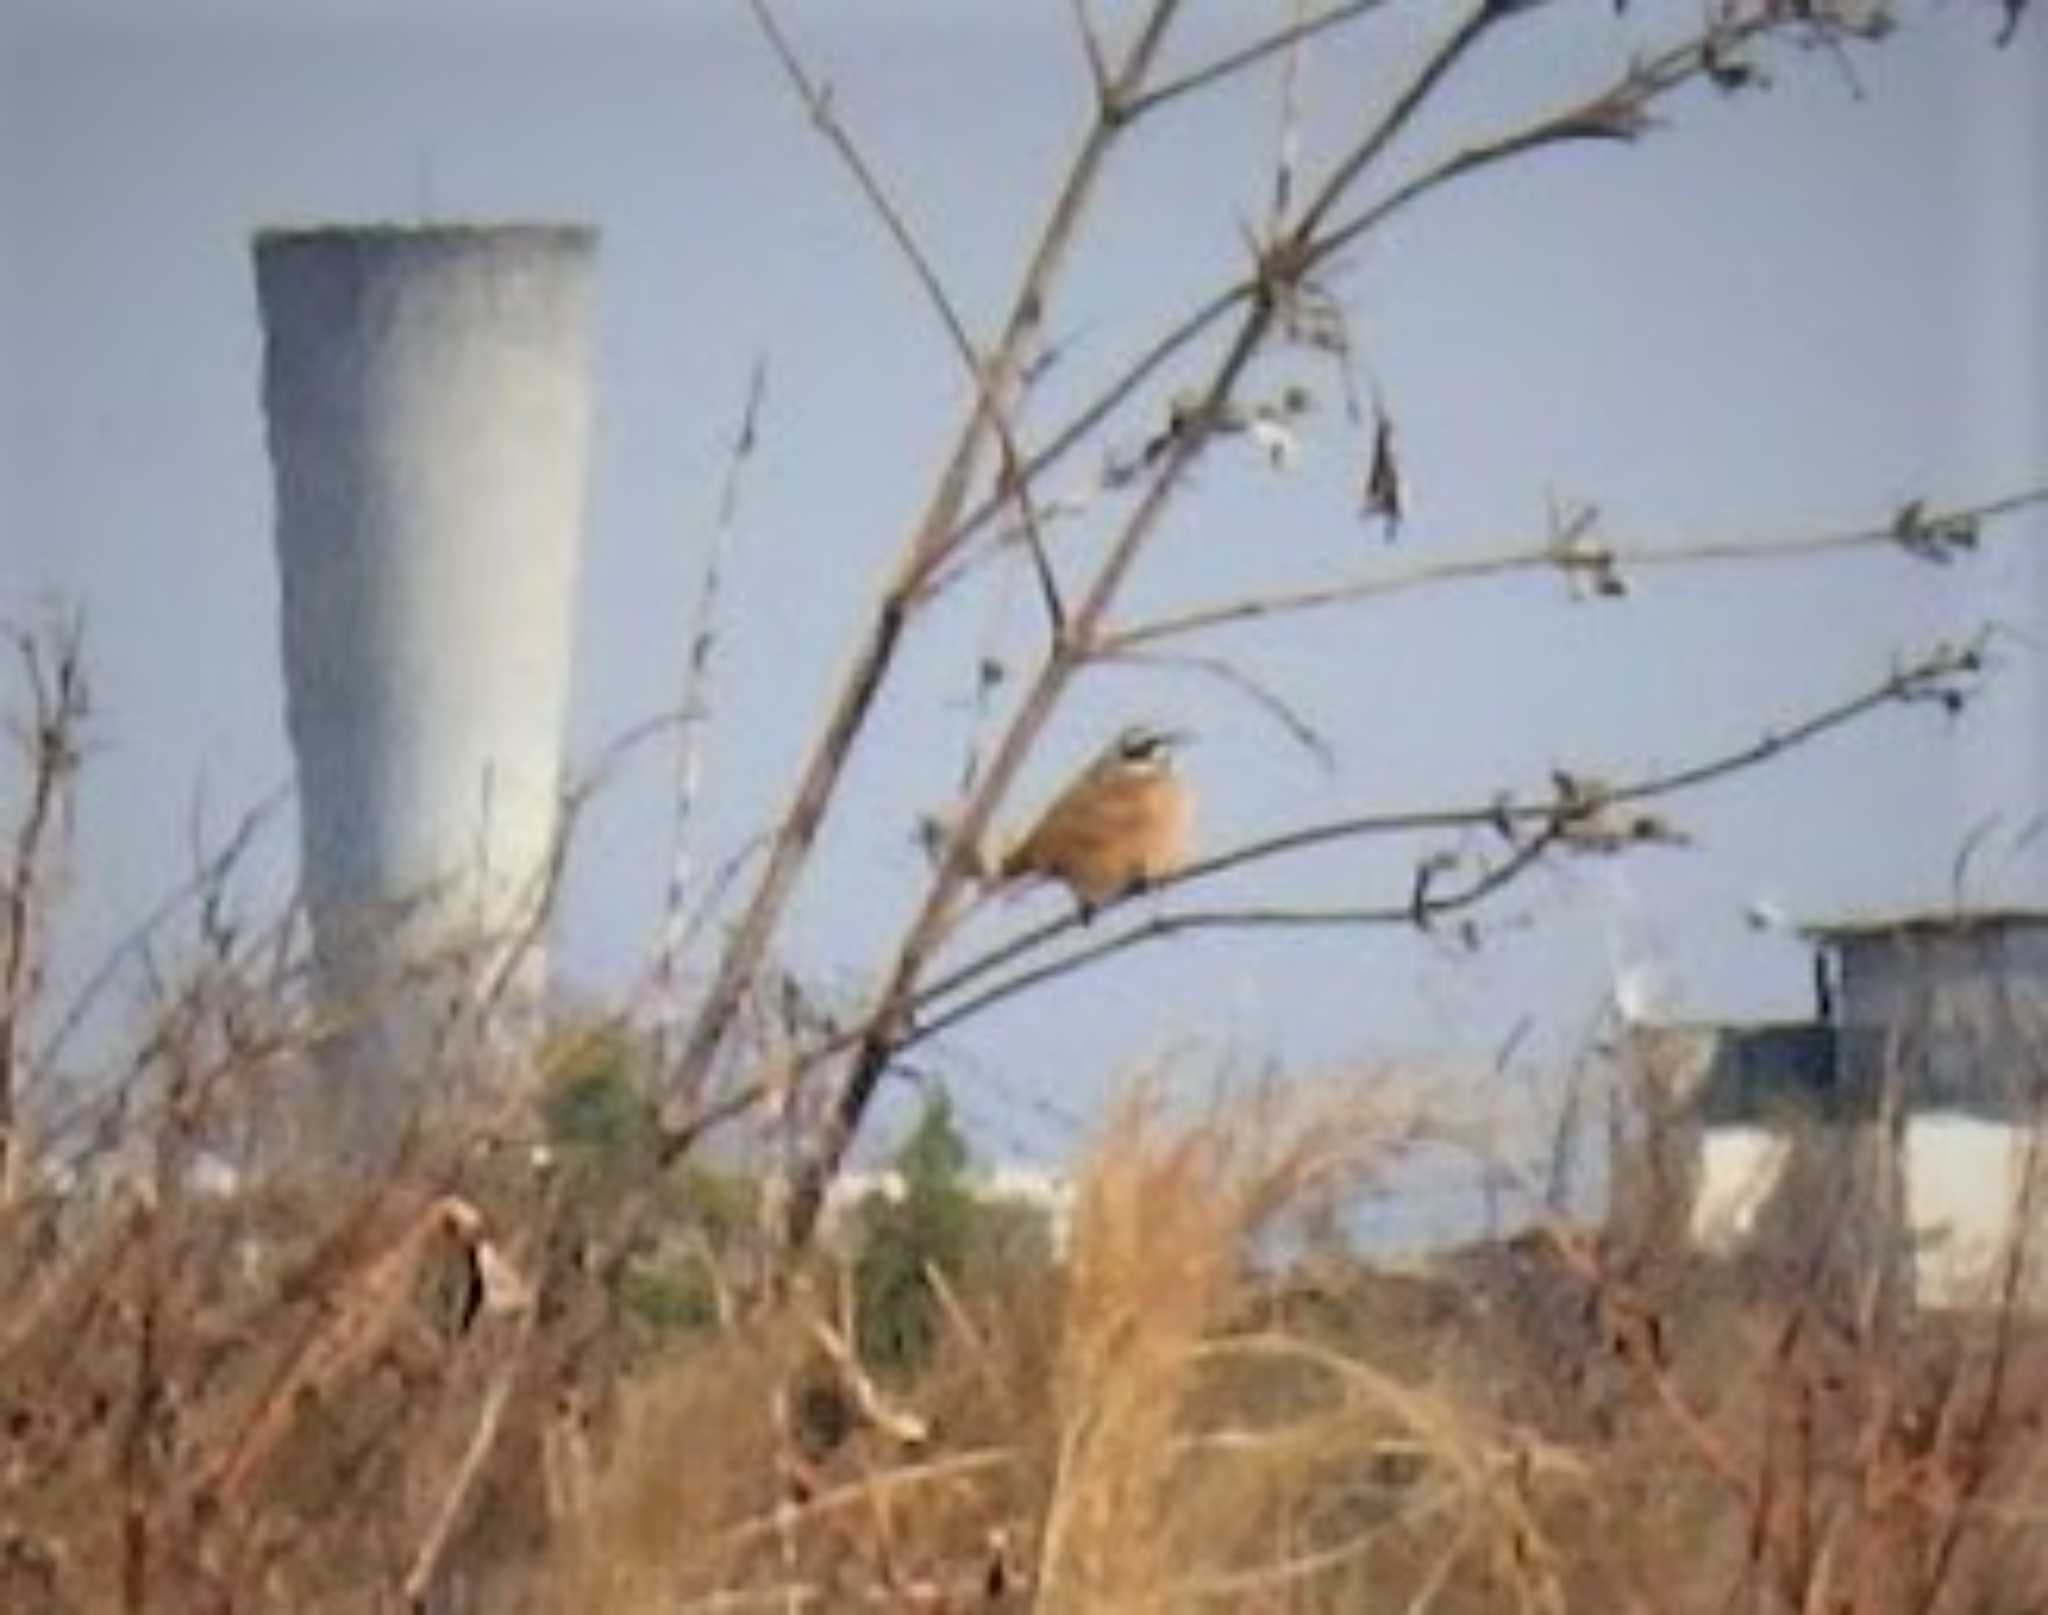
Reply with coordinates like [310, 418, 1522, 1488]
[1105, 723, 1191, 774]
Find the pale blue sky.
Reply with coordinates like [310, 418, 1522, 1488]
[3, 1, 2044, 1172]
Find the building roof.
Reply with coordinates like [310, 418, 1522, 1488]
[1801, 907, 2048, 943]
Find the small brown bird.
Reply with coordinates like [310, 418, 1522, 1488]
[998, 724, 1195, 912]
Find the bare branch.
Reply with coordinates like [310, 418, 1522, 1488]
[655, 357, 767, 1045]
[1268, 0, 1313, 238]
[668, 0, 1985, 1268]
[997, 422, 1070, 644]
[769, 638, 1980, 1192]
[1120, 0, 1391, 125]
[1098, 647, 1336, 772]
[926, 0, 1776, 601]
[763, 0, 1943, 1254]
[886, 637, 1983, 1040]
[778, 302, 1281, 1249]
[1067, 0, 1112, 103]
[1290, 0, 1506, 244]
[663, 0, 1186, 1114]
[915, 278, 1255, 604]
[1103, 489, 2048, 652]
[1298, 13, 1819, 281]
[899, 833, 1558, 1059]
[37, 793, 293, 1085]
[754, 3, 1091, 642]
[1, 616, 89, 1199]
[747, 1, 981, 380]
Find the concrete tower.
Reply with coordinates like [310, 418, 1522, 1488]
[254, 224, 596, 1164]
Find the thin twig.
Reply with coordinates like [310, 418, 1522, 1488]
[775, 0, 1848, 1253]
[750, 2, 1069, 642]
[663, 0, 1185, 1116]
[712, 1447, 1020, 1556]
[748, 2, 979, 379]
[35, 784, 291, 1080]
[898, 834, 1556, 1058]
[656, 358, 769, 1048]
[780, 300, 1280, 1252]
[1268, 0, 1313, 238]
[1104, 489, 2048, 652]
[471, 706, 693, 1027]
[1099, 647, 1335, 772]
[914, 278, 1255, 605]
[1290, 0, 1506, 243]
[1067, 0, 1112, 103]
[1, 618, 88, 1202]
[931, 1, 1836, 604]
[1121, 0, 1391, 124]
[665, 0, 1956, 1273]
[876, 639, 1980, 1043]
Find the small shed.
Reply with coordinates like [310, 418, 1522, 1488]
[1614, 909, 2048, 1309]
[1809, 908, 2048, 1118]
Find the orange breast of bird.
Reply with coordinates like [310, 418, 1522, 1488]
[999, 769, 1193, 906]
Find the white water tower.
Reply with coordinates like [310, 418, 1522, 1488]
[254, 223, 595, 1165]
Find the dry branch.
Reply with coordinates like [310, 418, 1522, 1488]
[198, 1195, 486, 1509]
[1121, 0, 1390, 124]
[662, 0, 1187, 1125]
[1105, 488, 2048, 652]
[1098, 647, 1336, 771]
[1, 616, 89, 1204]
[761, 638, 1981, 1082]
[926, 0, 1900, 606]
[401, 1231, 543, 1611]
[748, 5, 1071, 640]
[780, 303, 1280, 1252]
[656, 358, 768, 1048]
[609, 0, 2019, 1306]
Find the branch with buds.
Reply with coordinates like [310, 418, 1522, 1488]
[659, 639, 1983, 1174]
[630, 0, 2023, 1271]
[875, 637, 1983, 1060]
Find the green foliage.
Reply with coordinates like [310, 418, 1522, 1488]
[537, 1021, 763, 1337]
[541, 1023, 657, 1158]
[852, 1091, 990, 1374]
[617, 1165, 762, 1336]
[897, 1088, 970, 1184]
[667, 1162, 755, 1246]
[617, 1259, 723, 1333]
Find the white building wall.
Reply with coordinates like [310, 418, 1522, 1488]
[1906, 1113, 2042, 1307]
[1689, 1111, 2042, 1307]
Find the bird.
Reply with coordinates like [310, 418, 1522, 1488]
[996, 724, 1194, 914]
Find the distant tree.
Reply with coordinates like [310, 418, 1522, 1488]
[852, 1091, 978, 1374]
[542, 1022, 657, 1160]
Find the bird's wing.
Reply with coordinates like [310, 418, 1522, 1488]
[999, 769, 1107, 880]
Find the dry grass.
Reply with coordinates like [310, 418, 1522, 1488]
[3, 1040, 2048, 1612]
[532, 1074, 2048, 1615]
[3, 634, 2045, 1608]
